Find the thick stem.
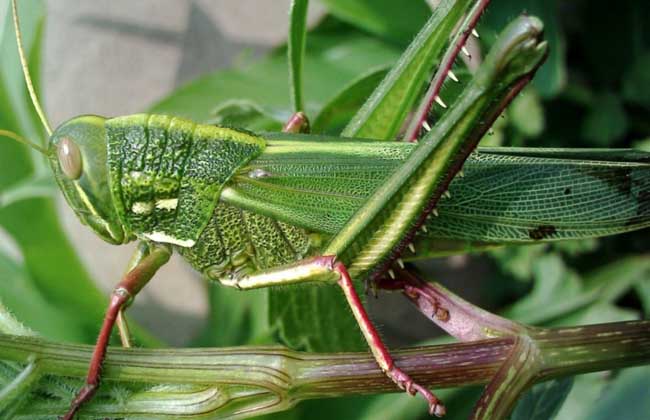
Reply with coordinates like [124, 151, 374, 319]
[383, 271, 649, 419]
[470, 336, 539, 419]
[0, 321, 647, 418]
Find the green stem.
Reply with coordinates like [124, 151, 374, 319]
[0, 321, 647, 418]
[470, 336, 539, 419]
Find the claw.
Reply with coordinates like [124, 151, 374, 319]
[405, 381, 417, 396]
[387, 366, 445, 416]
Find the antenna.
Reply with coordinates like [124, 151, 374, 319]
[12, 0, 53, 136]
[0, 129, 47, 154]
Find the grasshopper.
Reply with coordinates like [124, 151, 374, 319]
[3, 0, 649, 418]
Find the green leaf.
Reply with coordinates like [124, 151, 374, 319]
[583, 256, 650, 303]
[555, 372, 609, 420]
[341, 0, 474, 140]
[152, 28, 400, 123]
[503, 255, 648, 326]
[288, 0, 309, 112]
[355, 385, 479, 420]
[0, 300, 33, 336]
[312, 66, 388, 134]
[270, 285, 366, 351]
[0, 173, 54, 208]
[511, 378, 574, 420]
[260, 395, 380, 420]
[550, 301, 638, 327]
[0, 252, 88, 342]
[0, 0, 108, 341]
[489, 244, 547, 282]
[192, 285, 270, 347]
[503, 255, 587, 325]
[318, 0, 431, 45]
[209, 99, 284, 132]
[583, 366, 650, 420]
[637, 277, 650, 316]
[558, 368, 650, 420]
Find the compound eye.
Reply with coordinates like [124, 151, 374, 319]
[57, 137, 83, 180]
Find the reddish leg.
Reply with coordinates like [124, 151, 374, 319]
[218, 256, 445, 416]
[62, 244, 170, 420]
[334, 262, 446, 417]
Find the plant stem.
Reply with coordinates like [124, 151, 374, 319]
[0, 320, 647, 418]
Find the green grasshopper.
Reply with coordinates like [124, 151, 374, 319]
[3, 0, 649, 418]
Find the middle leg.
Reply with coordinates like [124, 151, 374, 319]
[219, 256, 445, 416]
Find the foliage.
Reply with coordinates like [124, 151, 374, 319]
[0, 0, 648, 419]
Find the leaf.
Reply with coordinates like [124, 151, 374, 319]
[550, 302, 638, 327]
[269, 284, 366, 352]
[0, 300, 33, 336]
[558, 368, 650, 420]
[489, 244, 547, 282]
[504, 255, 648, 326]
[356, 387, 481, 420]
[0, 252, 89, 342]
[151, 27, 400, 123]
[288, 0, 309, 112]
[583, 366, 650, 420]
[341, 0, 475, 140]
[318, 0, 431, 45]
[511, 378, 574, 420]
[209, 99, 284, 132]
[583, 256, 650, 303]
[192, 285, 270, 347]
[503, 255, 586, 325]
[554, 372, 609, 420]
[636, 277, 650, 316]
[312, 66, 388, 134]
[0, 173, 54, 208]
[259, 395, 380, 420]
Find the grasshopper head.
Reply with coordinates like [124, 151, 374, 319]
[48, 115, 127, 245]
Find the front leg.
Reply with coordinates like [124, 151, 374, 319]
[63, 242, 171, 420]
[218, 256, 445, 416]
